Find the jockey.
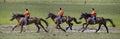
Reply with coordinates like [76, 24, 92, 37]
[24, 9, 30, 25]
[91, 8, 96, 24]
[58, 8, 64, 23]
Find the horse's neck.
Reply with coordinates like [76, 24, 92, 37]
[16, 17, 23, 22]
[84, 17, 89, 22]
[51, 15, 57, 21]
[84, 16, 93, 22]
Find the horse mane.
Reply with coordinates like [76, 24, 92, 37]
[49, 13, 57, 17]
[15, 14, 25, 17]
[84, 13, 92, 17]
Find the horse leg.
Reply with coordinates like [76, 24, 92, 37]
[78, 23, 86, 32]
[70, 23, 73, 30]
[65, 26, 69, 30]
[11, 25, 18, 32]
[39, 23, 48, 32]
[66, 21, 73, 30]
[82, 23, 87, 29]
[35, 23, 40, 33]
[66, 22, 70, 30]
[20, 25, 24, 33]
[56, 25, 60, 29]
[58, 24, 66, 32]
[66, 27, 69, 30]
[103, 23, 109, 33]
[81, 24, 89, 32]
[95, 24, 102, 33]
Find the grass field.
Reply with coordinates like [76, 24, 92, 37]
[0, 32, 120, 39]
[0, 25, 120, 39]
[0, 0, 120, 27]
[0, 0, 120, 39]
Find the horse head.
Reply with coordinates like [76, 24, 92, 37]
[79, 13, 92, 20]
[79, 13, 86, 20]
[10, 13, 25, 21]
[46, 12, 57, 19]
[10, 13, 17, 21]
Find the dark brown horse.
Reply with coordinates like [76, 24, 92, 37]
[46, 13, 81, 32]
[10, 13, 48, 33]
[79, 13, 115, 33]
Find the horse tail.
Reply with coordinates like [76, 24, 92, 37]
[73, 17, 81, 24]
[40, 18, 49, 29]
[105, 19, 115, 27]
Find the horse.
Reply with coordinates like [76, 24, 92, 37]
[79, 13, 115, 33]
[10, 13, 48, 33]
[46, 13, 81, 32]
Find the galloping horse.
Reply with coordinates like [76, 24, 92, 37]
[46, 13, 81, 32]
[10, 13, 48, 33]
[79, 13, 115, 33]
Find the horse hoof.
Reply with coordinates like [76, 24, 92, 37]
[45, 31, 48, 33]
[81, 31, 84, 32]
[95, 32, 97, 33]
[70, 29, 72, 30]
[64, 30, 66, 32]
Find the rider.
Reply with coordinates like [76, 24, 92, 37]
[24, 9, 30, 25]
[58, 8, 64, 23]
[91, 8, 96, 24]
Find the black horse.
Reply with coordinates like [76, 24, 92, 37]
[46, 13, 81, 32]
[10, 13, 48, 33]
[79, 13, 115, 33]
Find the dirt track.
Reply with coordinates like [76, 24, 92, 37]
[0, 25, 120, 33]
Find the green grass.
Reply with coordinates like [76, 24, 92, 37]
[0, 0, 120, 27]
[0, 24, 120, 39]
[0, 32, 120, 39]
